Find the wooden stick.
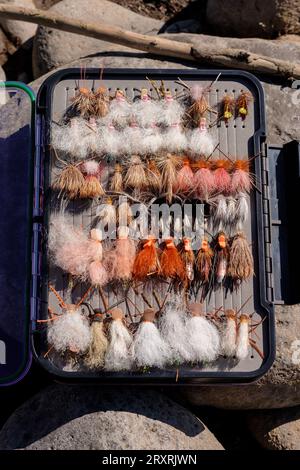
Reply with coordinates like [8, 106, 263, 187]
[0, 5, 299, 80]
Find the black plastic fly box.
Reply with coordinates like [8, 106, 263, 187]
[0, 69, 276, 386]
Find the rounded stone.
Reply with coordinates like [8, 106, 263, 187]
[0, 0, 37, 46]
[206, 0, 300, 38]
[0, 386, 224, 450]
[247, 407, 300, 450]
[32, 0, 163, 78]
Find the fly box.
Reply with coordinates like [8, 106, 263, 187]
[0, 69, 277, 386]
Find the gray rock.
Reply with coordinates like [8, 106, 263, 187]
[0, 0, 37, 46]
[247, 407, 300, 450]
[0, 27, 15, 66]
[0, 386, 224, 450]
[32, 0, 164, 78]
[177, 304, 300, 410]
[264, 82, 299, 145]
[278, 34, 300, 44]
[0, 64, 5, 80]
[31, 51, 194, 92]
[163, 33, 300, 67]
[206, 0, 300, 38]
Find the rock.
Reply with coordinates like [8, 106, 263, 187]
[163, 32, 300, 67]
[247, 407, 300, 450]
[278, 34, 300, 44]
[0, 27, 16, 66]
[30, 51, 194, 92]
[206, 0, 300, 38]
[0, 0, 37, 46]
[0, 64, 5, 80]
[264, 82, 299, 145]
[175, 304, 300, 410]
[0, 386, 224, 450]
[32, 0, 164, 78]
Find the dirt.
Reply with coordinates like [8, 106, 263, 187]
[110, 0, 196, 21]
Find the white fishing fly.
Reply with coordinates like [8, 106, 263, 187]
[236, 192, 249, 231]
[163, 125, 187, 153]
[104, 317, 133, 371]
[48, 215, 91, 279]
[84, 319, 108, 370]
[47, 308, 91, 354]
[189, 119, 215, 158]
[157, 94, 185, 126]
[236, 314, 250, 360]
[140, 126, 163, 154]
[158, 306, 192, 364]
[132, 91, 161, 127]
[221, 310, 237, 357]
[186, 315, 220, 363]
[108, 91, 131, 128]
[122, 125, 143, 154]
[212, 196, 227, 234]
[132, 320, 171, 368]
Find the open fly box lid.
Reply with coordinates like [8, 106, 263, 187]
[0, 70, 276, 385]
[0, 82, 35, 386]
